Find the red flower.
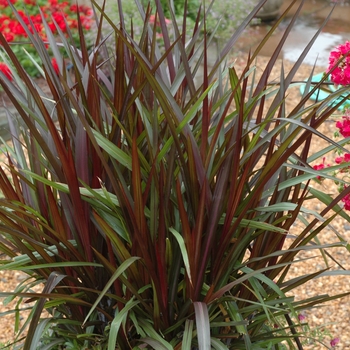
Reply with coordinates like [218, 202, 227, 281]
[336, 115, 350, 138]
[11, 22, 26, 36]
[48, 21, 57, 33]
[335, 153, 350, 165]
[17, 10, 30, 25]
[51, 12, 67, 31]
[85, 8, 93, 17]
[312, 157, 329, 181]
[51, 58, 59, 75]
[68, 19, 78, 29]
[342, 192, 350, 210]
[0, 62, 12, 81]
[4, 32, 14, 42]
[58, 21, 67, 31]
[28, 23, 43, 34]
[0, 0, 16, 7]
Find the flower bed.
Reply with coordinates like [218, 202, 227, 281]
[0, 0, 93, 77]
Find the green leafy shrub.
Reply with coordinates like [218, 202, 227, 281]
[0, 0, 349, 349]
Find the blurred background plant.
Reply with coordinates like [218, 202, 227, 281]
[311, 40, 350, 211]
[0, 0, 349, 349]
[0, 0, 93, 77]
[89, 0, 259, 51]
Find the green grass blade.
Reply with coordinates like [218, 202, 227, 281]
[108, 299, 140, 350]
[210, 338, 229, 350]
[169, 227, 192, 285]
[23, 272, 67, 350]
[182, 319, 194, 350]
[137, 318, 173, 350]
[83, 257, 140, 325]
[194, 302, 211, 350]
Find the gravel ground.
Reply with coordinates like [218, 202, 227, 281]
[0, 50, 349, 349]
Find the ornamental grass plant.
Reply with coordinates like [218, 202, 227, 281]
[0, 0, 349, 349]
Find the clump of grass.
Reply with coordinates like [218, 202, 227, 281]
[0, 0, 348, 348]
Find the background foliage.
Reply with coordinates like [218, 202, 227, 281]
[89, 0, 258, 46]
[0, 0, 93, 77]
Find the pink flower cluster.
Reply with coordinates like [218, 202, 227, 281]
[341, 192, 350, 211]
[328, 41, 350, 86]
[313, 116, 350, 210]
[312, 157, 330, 181]
[333, 121, 350, 210]
[312, 43, 350, 211]
[335, 115, 350, 138]
[335, 152, 350, 165]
